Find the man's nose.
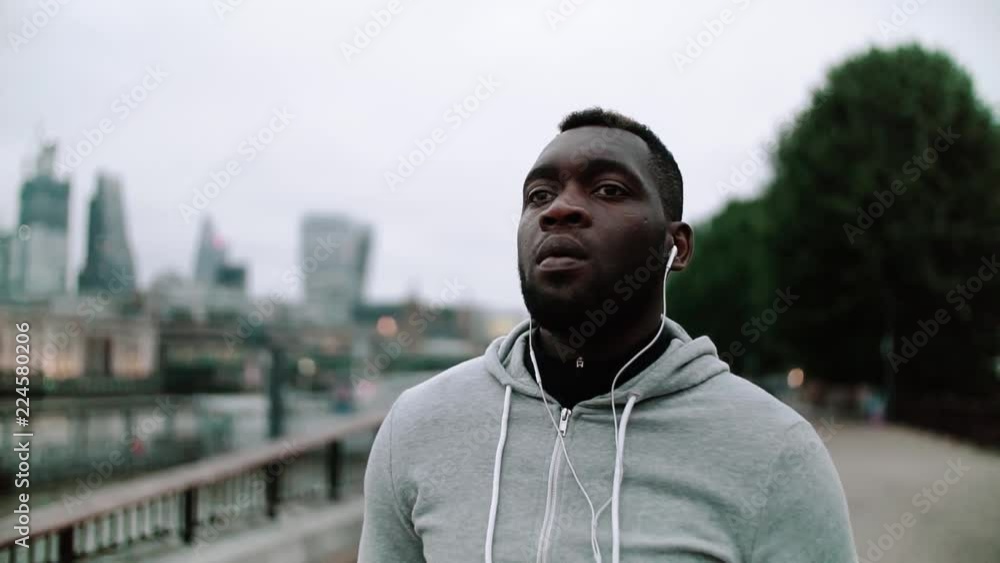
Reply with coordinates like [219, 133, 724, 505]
[539, 187, 592, 230]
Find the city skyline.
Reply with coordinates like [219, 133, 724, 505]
[1, 1, 997, 311]
[0, 147, 414, 316]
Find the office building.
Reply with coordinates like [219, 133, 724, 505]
[193, 217, 227, 285]
[300, 214, 371, 326]
[0, 231, 12, 301]
[9, 143, 71, 300]
[78, 172, 137, 294]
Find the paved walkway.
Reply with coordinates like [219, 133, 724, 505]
[826, 421, 1000, 563]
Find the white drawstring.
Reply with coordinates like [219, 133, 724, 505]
[610, 318, 664, 452]
[608, 244, 676, 559]
[611, 394, 637, 563]
[485, 384, 512, 563]
[611, 245, 675, 455]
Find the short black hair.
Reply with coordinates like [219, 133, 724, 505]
[558, 107, 683, 220]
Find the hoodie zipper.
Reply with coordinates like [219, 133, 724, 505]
[537, 407, 572, 563]
[536, 430, 563, 562]
[538, 359, 582, 560]
[558, 407, 571, 436]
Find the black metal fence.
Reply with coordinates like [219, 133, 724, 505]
[0, 411, 383, 562]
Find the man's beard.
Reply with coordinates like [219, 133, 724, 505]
[518, 241, 668, 333]
[519, 266, 605, 331]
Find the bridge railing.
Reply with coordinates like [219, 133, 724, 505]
[0, 410, 386, 563]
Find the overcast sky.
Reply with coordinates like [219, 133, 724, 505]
[1, 0, 998, 311]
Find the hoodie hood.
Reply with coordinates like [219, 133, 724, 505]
[484, 315, 730, 408]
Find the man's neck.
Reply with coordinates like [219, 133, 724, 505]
[525, 308, 673, 409]
[536, 305, 664, 363]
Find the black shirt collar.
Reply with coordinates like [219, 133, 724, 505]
[522, 322, 672, 409]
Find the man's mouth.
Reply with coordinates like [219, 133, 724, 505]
[535, 236, 589, 271]
[538, 255, 587, 271]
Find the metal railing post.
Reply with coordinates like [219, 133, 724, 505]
[265, 468, 280, 519]
[58, 527, 75, 562]
[181, 489, 197, 544]
[326, 441, 343, 501]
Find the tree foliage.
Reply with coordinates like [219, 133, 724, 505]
[672, 44, 1000, 402]
[668, 198, 782, 377]
[763, 44, 1000, 396]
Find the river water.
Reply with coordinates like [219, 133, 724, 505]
[0, 372, 431, 513]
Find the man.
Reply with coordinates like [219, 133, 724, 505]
[359, 108, 857, 562]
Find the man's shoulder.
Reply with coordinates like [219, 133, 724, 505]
[679, 372, 828, 449]
[663, 373, 840, 495]
[389, 355, 496, 423]
[711, 373, 808, 425]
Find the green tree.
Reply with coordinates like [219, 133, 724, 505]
[762, 44, 1000, 401]
[668, 198, 783, 377]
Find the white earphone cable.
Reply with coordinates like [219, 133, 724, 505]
[527, 243, 677, 563]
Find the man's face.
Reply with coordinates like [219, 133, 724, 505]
[518, 126, 670, 330]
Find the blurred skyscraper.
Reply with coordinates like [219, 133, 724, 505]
[148, 217, 250, 323]
[0, 231, 11, 300]
[215, 263, 247, 290]
[300, 214, 371, 326]
[193, 217, 227, 285]
[78, 172, 137, 294]
[9, 143, 70, 300]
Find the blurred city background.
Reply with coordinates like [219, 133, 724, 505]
[0, 1, 998, 562]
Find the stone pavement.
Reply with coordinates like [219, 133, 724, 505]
[826, 422, 1000, 563]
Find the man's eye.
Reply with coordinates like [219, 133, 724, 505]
[527, 189, 555, 205]
[595, 184, 628, 197]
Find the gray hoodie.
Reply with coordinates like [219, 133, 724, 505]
[359, 317, 857, 562]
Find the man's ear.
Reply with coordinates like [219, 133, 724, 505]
[667, 222, 694, 271]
